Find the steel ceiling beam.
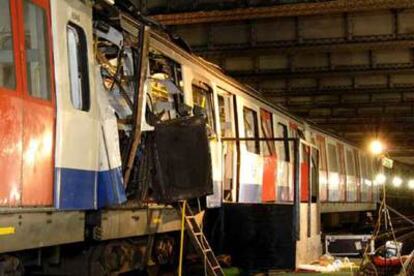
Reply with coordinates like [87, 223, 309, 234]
[283, 101, 413, 109]
[299, 111, 414, 119]
[310, 117, 414, 126]
[195, 38, 414, 58]
[388, 150, 414, 157]
[232, 65, 414, 80]
[319, 124, 414, 132]
[263, 86, 414, 97]
[150, 0, 414, 25]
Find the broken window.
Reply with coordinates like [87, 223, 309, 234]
[192, 81, 216, 135]
[146, 48, 186, 122]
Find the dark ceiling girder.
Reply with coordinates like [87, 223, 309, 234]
[263, 87, 414, 97]
[316, 122, 414, 130]
[284, 101, 413, 109]
[301, 112, 414, 119]
[388, 150, 414, 157]
[310, 116, 414, 124]
[194, 37, 414, 58]
[150, 0, 414, 25]
[232, 65, 414, 80]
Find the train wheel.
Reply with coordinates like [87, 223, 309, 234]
[89, 241, 146, 275]
[0, 255, 24, 276]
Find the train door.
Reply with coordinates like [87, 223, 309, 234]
[238, 99, 263, 203]
[366, 156, 374, 202]
[217, 90, 236, 202]
[21, 0, 56, 206]
[345, 148, 357, 202]
[0, 0, 55, 206]
[300, 143, 310, 202]
[315, 135, 328, 202]
[360, 154, 373, 202]
[275, 121, 291, 202]
[354, 149, 362, 202]
[191, 80, 221, 207]
[51, 0, 99, 209]
[336, 143, 346, 202]
[327, 142, 340, 202]
[260, 109, 276, 202]
[0, 0, 24, 206]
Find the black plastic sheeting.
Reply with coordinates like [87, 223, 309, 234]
[151, 116, 214, 203]
[205, 204, 296, 272]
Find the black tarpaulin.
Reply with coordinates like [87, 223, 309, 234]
[151, 116, 213, 203]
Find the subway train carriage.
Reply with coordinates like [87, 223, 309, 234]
[0, 0, 379, 274]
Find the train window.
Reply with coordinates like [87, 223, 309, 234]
[67, 23, 90, 111]
[218, 94, 233, 137]
[192, 82, 216, 134]
[346, 150, 356, 176]
[148, 49, 185, 121]
[337, 143, 346, 176]
[316, 137, 327, 171]
[276, 123, 290, 162]
[360, 154, 368, 179]
[24, 0, 51, 100]
[327, 143, 338, 173]
[367, 156, 373, 179]
[0, 0, 16, 89]
[243, 107, 260, 154]
[260, 110, 275, 156]
[297, 129, 305, 140]
[218, 95, 226, 136]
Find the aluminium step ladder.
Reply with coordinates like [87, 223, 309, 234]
[177, 201, 225, 276]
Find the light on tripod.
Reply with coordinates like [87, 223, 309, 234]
[392, 176, 402, 188]
[374, 173, 386, 185]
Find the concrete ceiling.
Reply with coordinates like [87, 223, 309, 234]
[133, 0, 414, 164]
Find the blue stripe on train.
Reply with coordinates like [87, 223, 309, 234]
[55, 167, 126, 210]
[97, 167, 127, 208]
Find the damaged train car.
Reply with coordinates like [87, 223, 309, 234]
[0, 0, 379, 274]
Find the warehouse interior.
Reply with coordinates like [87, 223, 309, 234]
[136, 1, 414, 274]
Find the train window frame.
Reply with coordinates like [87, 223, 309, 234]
[360, 154, 368, 179]
[345, 149, 356, 177]
[0, 0, 16, 90]
[23, 0, 51, 101]
[337, 143, 346, 176]
[147, 48, 186, 122]
[217, 93, 233, 138]
[243, 106, 260, 154]
[67, 22, 90, 112]
[276, 122, 290, 162]
[260, 109, 276, 157]
[327, 143, 339, 173]
[192, 81, 216, 135]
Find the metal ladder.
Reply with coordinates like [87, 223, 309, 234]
[177, 201, 225, 276]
